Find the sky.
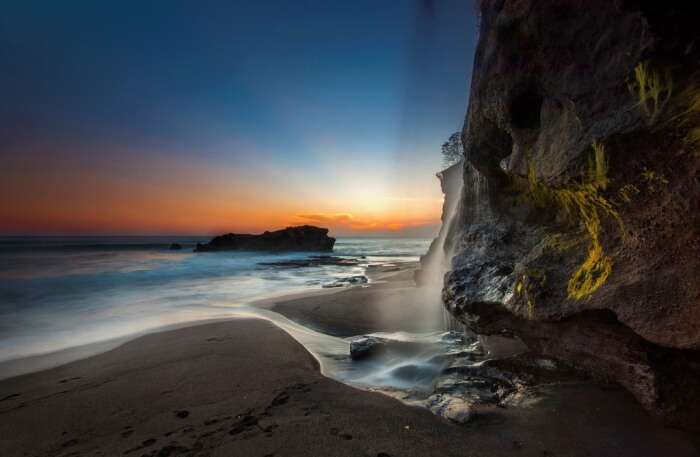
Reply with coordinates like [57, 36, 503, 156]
[0, 0, 478, 237]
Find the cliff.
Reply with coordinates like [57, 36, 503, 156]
[440, 0, 700, 430]
[195, 226, 335, 252]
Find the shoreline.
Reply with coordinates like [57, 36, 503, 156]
[0, 262, 412, 381]
[2, 264, 699, 456]
[2, 321, 697, 457]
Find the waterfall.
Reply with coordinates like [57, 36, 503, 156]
[418, 157, 491, 332]
[463, 161, 490, 223]
[424, 162, 463, 282]
[418, 160, 464, 331]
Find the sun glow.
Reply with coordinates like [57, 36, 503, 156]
[1, 140, 444, 237]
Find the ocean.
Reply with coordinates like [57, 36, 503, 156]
[0, 236, 430, 364]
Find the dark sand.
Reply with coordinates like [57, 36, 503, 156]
[1, 270, 698, 457]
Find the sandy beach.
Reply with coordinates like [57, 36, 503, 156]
[1, 268, 698, 457]
[258, 265, 449, 336]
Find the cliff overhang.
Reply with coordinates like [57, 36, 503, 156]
[441, 0, 700, 431]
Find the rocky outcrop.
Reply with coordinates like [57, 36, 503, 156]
[322, 275, 368, 288]
[441, 0, 700, 430]
[195, 226, 335, 252]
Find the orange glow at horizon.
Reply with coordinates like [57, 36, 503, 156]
[2, 204, 443, 237]
[1, 142, 444, 237]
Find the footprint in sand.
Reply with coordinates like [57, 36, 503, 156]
[152, 445, 191, 456]
[60, 438, 78, 448]
[269, 392, 289, 407]
[124, 438, 157, 454]
[229, 415, 259, 436]
[329, 428, 353, 440]
[0, 393, 21, 402]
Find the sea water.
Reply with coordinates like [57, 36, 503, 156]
[0, 236, 492, 421]
[0, 236, 430, 364]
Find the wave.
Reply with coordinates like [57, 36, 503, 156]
[0, 237, 430, 363]
[0, 236, 207, 252]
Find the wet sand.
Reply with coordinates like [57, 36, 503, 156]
[258, 265, 449, 337]
[1, 268, 698, 457]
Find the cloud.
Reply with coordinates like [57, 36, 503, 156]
[294, 212, 440, 237]
[347, 221, 403, 231]
[296, 213, 354, 223]
[383, 196, 444, 203]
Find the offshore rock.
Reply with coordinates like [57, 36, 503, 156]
[442, 0, 700, 430]
[322, 275, 368, 288]
[195, 225, 335, 252]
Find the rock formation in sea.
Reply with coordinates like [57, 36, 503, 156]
[427, 0, 700, 431]
[195, 225, 335, 252]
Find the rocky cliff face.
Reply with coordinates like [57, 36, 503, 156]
[441, 0, 700, 430]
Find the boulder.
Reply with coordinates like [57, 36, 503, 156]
[349, 336, 432, 361]
[195, 225, 335, 252]
[349, 337, 388, 361]
[168, 243, 183, 250]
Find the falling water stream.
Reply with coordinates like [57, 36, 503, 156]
[417, 160, 466, 333]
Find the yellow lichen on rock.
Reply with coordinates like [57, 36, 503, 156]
[616, 183, 640, 204]
[514, 268, 547, 320]
[515, 278, 524, 296]
[588, 141, 609, 189]
[567, 229, 613, 300]
[524, 143, 621, 300]
[640, 168, 669, 191]
[527, 298, 535, 320]
[628, 61, 673, 125]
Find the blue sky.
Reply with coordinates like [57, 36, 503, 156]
[1, 0, 478, 235]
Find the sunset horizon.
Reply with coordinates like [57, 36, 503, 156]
[1, 1, 474, 238]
